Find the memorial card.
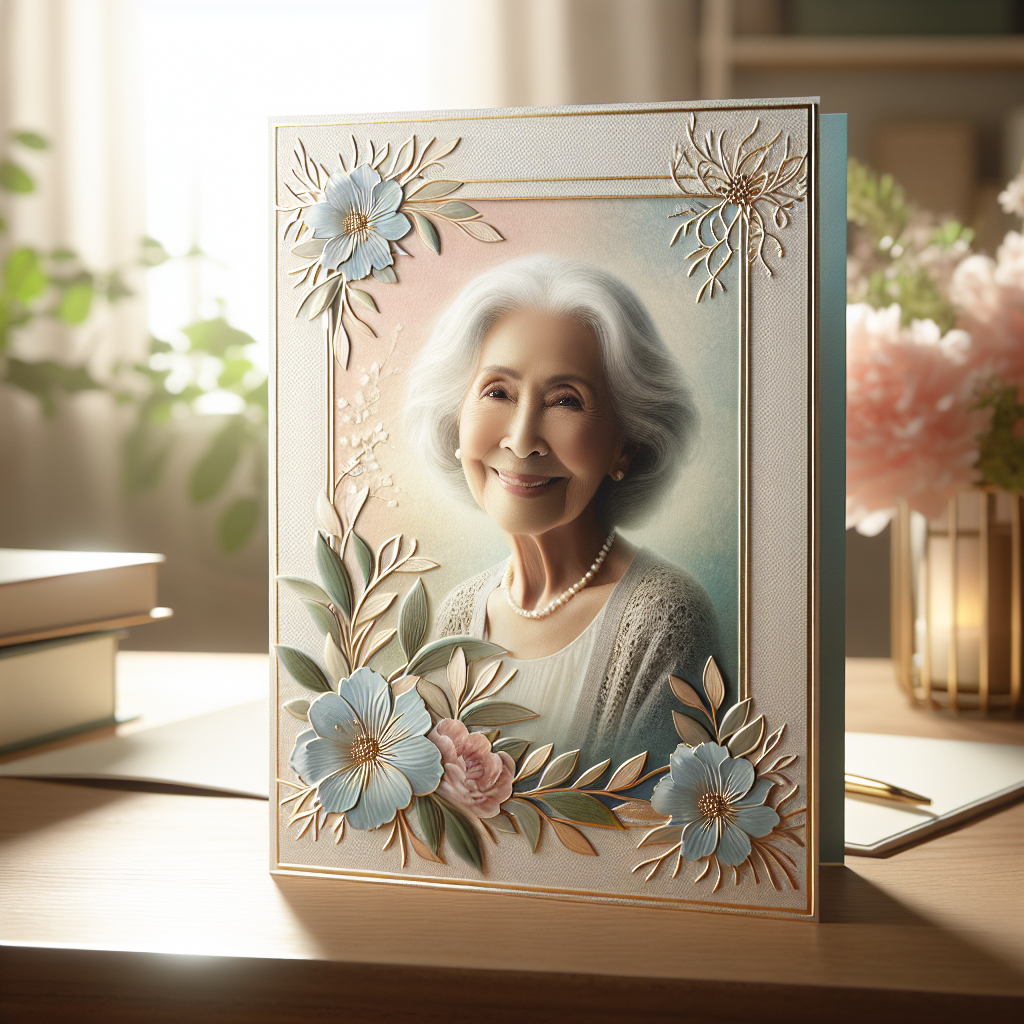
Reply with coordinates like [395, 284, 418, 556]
[270, 99, 833, 920]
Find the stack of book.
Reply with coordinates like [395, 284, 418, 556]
[0, 549, 171, 755]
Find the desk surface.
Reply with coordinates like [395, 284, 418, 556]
[1, 654, 1022, 1022]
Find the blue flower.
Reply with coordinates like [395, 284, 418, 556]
[290, 667, 442, 830]
[650, 742, 780, 867]
[306, 164, 410, 282]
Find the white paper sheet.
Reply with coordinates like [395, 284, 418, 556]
[0, 699, 268, 798]
[845, 732, 1024, 855]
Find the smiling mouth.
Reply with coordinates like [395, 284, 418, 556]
[492, 468, 563, 495]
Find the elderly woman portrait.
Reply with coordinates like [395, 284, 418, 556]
[405, 255, 720, 766]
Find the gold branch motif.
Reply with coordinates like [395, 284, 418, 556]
[668, 112, 807, 302]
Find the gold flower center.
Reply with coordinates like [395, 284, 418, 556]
[344, 210, 372, 240]
[350, 733, 381, 766]
[698, 791, 730, 821]
[721, 174, 755, 207]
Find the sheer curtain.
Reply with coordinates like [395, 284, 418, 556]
[429, 0, 699, 108]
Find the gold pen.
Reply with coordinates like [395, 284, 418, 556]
[844, 773, 932, 806]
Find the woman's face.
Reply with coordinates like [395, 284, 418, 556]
[458, 309, 627, 536]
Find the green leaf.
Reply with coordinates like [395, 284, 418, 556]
[218, 497, 260, 553]
[50, 247, 76, 262]
[218, 358, 251, 389]
[277, 575, 333, 606]
[416, 795, 444, 855]
[4, 358, 100, 417]
[189, 417, 246, 502]
[0, 160, 34, 193]
[406, 636, 504, 675]
[300, 598, 341, 646]
[539, 791, 623, 829]
[282, 697, 310, 721]
[183, 316, 256, 356]
[6, 248, 47, 302]
[436, 201, 479, 221]
[460, 701, 538, 728]
[56, 282, 93, 324]
[507, 799, 541, 852]
[371, 265, 398, 284]
[492, 737, 530, 761]
[409, 211, 440, 255]
[275, 644, 332, 692]
[441, 803, 482, 870]
[397, 577, 428, 660]
[315, 531, 352, 620]
[123, 422, 173, 494]
[14, 130, 47, 150]
[352, 532, 373, 586]
[139, 236, 170, 267]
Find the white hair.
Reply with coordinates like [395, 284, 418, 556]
[404, 255, 698, 527]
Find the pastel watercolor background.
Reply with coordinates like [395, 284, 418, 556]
[331, 195, 742, 696]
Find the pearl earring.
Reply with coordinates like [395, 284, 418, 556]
[611, 469, 625, 481]
[455, 448, 462, 460]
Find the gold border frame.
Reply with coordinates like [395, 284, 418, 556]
[270, 101, 819, 922]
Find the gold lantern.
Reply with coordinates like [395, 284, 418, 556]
[891, 491, 1023, 714]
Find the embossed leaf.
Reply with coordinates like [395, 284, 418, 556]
[416, 795, 444, 855]
[718, 698, 751, 741]
[465, 659, 500, 704]
[416, 679, 453, 720]
[297, 274, 343, 320]
[492, 737, 530, 761]
[668, 674, 705, 711]
[548, 818, 597, 856]
[397, 578, 428, 659]
[606, 751, 648, 792]
[348, 287, 378, 312]
[342, 487, 369, 531]
[727, 715, 765, 758]
[300, 598, 340, 646]
[514, 742, 554, 783]
[764, 753, 797, 774]
[388, 136, 416, 179]
[457, 220, 503, 243]
[390, 674, 419, 698]
[535, 750, 579, 791]
[508, 799, 541, 852]
[612, 800, 671, 827]
[460, 701, 538, 728]
[490, 811, 518, 834]
[404, 820, 445, 864]
[395, 556, 440, 573]
[405, 178, 462, 201]
[291, 238, 327, 259]
[758, 724, 786, 763]
[315, 532, 352, 619]
[638, 824, 684, 847]
[672, 710, 713, 747]
[277, 575, 332, 606]
[540, 791, 622, 829]
[275, 644, 332, 693]
[282, 697, 310, 721]
[410, 211, 440, 255]
[324, 634, 348, 684]
[703, 656, 726, 710]
[429, 137, 460, 162]
[352, 532, 373, 586]
[447, 646, 468, 707]
[315, 492, 343, 537]
[356, 591, 397, 624]
[436, 201, 479, 221]
[332, 315, 350, 368]
[364, 628, 397, 662]
[441, 803, 482, 870]
[407, 636, 505, 675]
[573, 759, 611, 789]
[372, 265, 397, 284]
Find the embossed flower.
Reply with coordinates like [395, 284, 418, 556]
[306, 164, 410, 282]
[290, 667, 442, 830]
[650, 742, 779, 866]
[428, 718, 515, 819]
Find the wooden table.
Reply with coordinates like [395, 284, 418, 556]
[1, 654, 1021, 1023]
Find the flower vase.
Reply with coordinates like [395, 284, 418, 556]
[890, 492, 1023, 715]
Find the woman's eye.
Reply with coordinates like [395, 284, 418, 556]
[484, 386, 509, 400]
[553, 394, 583, 409]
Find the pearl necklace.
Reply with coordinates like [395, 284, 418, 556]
[501, 532, 616, 620]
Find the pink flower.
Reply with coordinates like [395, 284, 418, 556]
[846, 304, 987, 531]
[428, 718, 515, 819]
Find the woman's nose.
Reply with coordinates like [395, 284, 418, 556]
[502, 402, 548, 459]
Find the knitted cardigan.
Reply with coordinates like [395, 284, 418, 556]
[434, 548, 720, 767]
